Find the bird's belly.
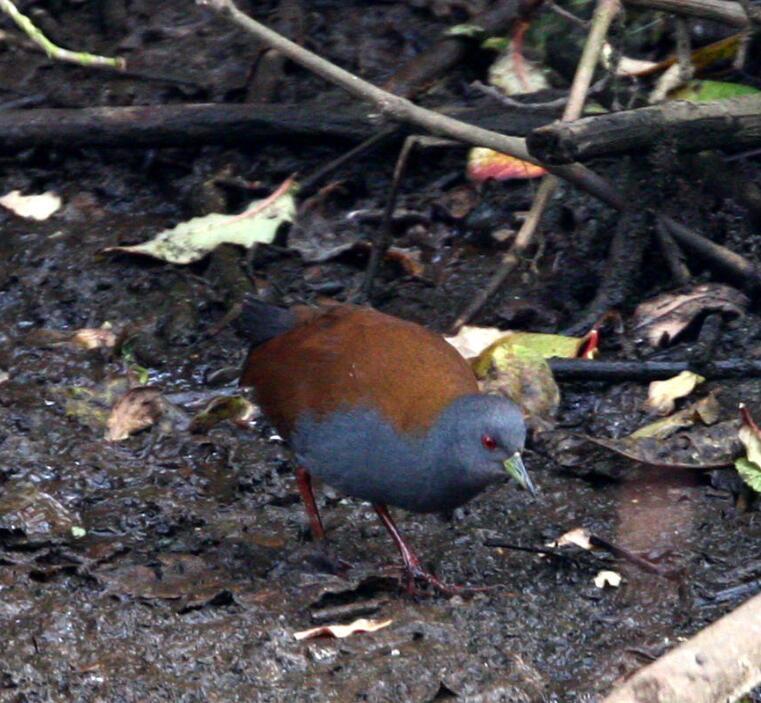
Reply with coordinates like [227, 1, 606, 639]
[291, 409, 450, 513]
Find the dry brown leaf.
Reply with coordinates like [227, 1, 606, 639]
[632, 284, 748, 347]
[632, 393, 721, 439]
[105, 387, 165, 441]
[293, 618, 392, 641]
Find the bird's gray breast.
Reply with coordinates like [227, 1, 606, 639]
[291, 408, 460, 513]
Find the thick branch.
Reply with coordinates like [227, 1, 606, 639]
[0, 100, 551, 152]
[527, 95, 761, 164]
[602, 592, 761, 703]
[623, 0, 749, 27]
[548, 358, 761, 382]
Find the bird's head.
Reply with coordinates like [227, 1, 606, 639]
[428, 394, 534, 503]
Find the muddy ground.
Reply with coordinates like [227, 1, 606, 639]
[1, 1, 760, 702]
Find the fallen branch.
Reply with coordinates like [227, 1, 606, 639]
[527, 95, 761, 164]
[602, 592, 761, 703]
[548, 358, 761, 382]
[0, 100, 551, 152]
[623, 0, 749, 28]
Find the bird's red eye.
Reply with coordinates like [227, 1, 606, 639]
[481, 434, 497, 450]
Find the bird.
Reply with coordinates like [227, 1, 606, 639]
[239, 297, 535, 594]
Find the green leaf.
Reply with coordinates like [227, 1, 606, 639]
[736, 406, 761, 493]
[472, 332, 587, 377]
[672, 80, 761, 102]
[735, 457, 761, 493]
[445, 23, 485, 39]
[103, 180, 296, 264]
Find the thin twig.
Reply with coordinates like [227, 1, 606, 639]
[299, 127, 396, 194]
[654, 218, 691, 285]
[547, 357, 761, 381]
[360, 135, 417, 301]
[0, 0, 125, 70]
[471, 77, 611, 112]
[547, 0, 591, 29]
[660, 215, 761, 289]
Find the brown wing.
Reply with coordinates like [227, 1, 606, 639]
[240, 305, 478, 438]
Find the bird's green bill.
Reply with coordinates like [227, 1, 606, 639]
[504, 453, 537, 496]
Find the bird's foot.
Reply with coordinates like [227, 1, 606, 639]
[400, 560, 495, 598]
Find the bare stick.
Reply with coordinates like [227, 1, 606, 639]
[654, 218, 691, 285]
[660, 215, 761, 289]
[602, 592, 761, 703]
[451, 0, 622, 331]
[528, 95, 761, 164]
[0, 0, 125, 70]
[623, 0, 749, 27]
[361, 135, 417, 301]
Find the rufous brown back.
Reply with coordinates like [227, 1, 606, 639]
[240, 305, 478, 438]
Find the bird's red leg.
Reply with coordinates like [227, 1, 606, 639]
[373, 504, 460, 596]
[295, 467, 325, 540]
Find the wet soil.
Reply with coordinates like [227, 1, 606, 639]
[1, 2, 761, 702]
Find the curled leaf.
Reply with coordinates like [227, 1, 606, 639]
[71, 325, 117, 350]
[632, 393, 720, 439]
[445, 325, 508, 359]
[467, 148, 546, 182]
[633, 284, 748, 347]
[294, 618, 392, 641]
[478, 345, 559, 426]
[472, 331, 590, 376]
[547, 527, 592, 551]
[102, 178, 296, 264]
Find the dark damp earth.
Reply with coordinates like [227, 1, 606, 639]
[1, 1, 760, 701]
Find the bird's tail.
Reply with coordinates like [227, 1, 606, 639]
[238, 294, 298, 348]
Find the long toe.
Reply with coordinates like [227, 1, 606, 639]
[403, 564, 496, 597]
